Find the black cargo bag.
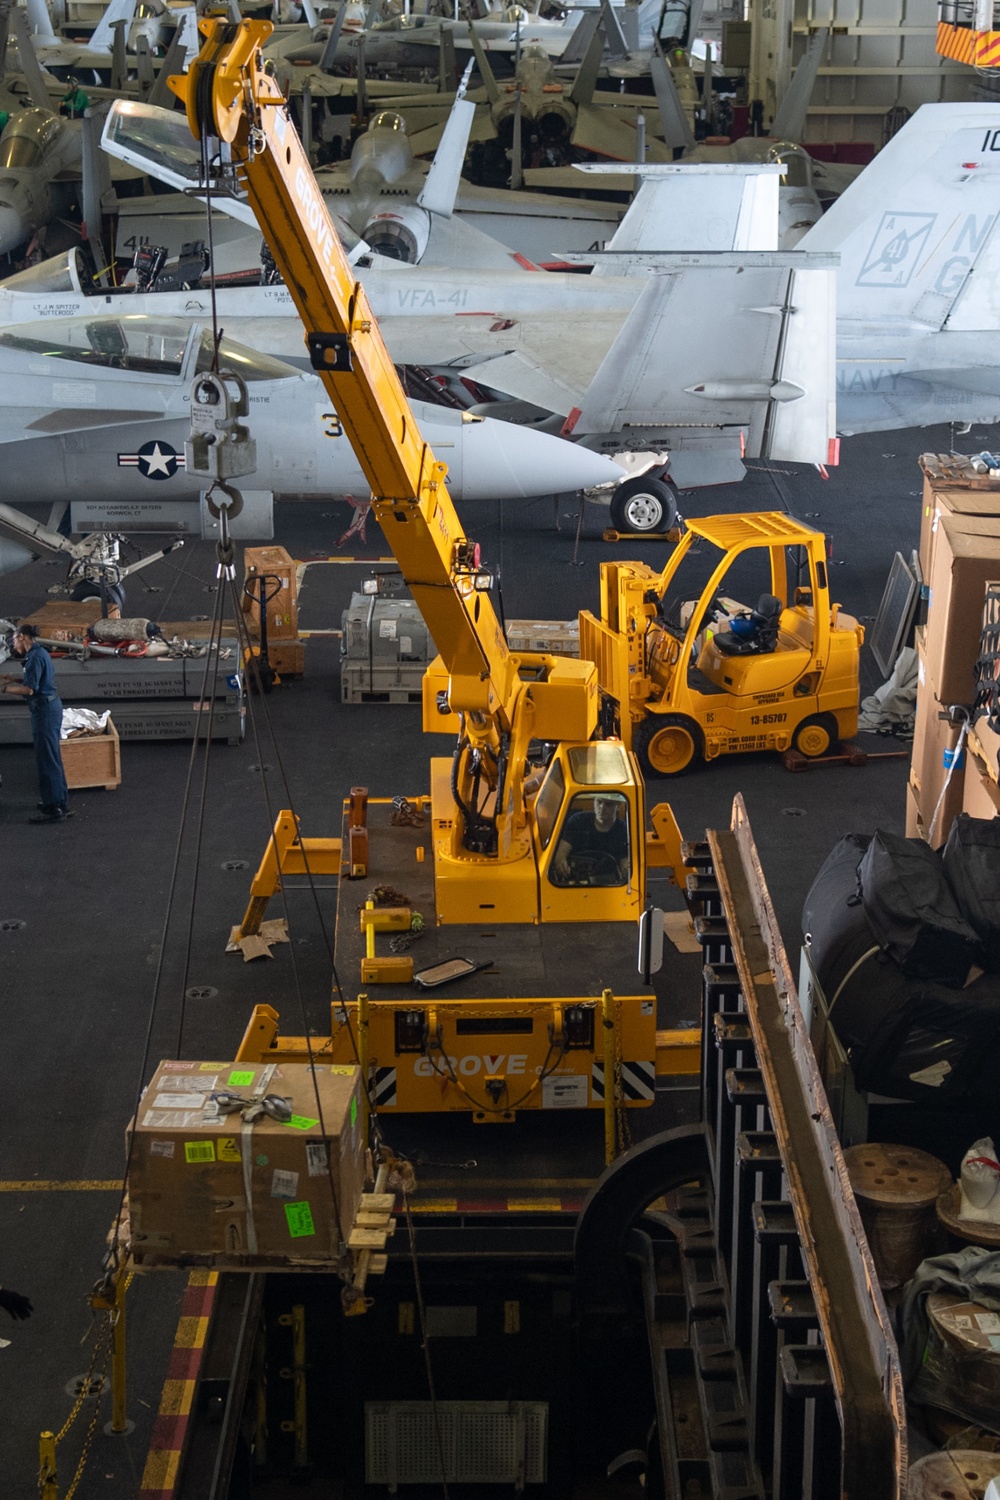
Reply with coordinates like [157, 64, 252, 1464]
[858, 830, 982, 987]
[942, 813, 1000, 974]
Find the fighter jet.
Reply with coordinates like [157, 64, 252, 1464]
[0, 315, 626, 521]
[371, 23, 677, 166]
[101, 90, 622, 270]
[276, 2, 583, 78]
[13, 0, 140, 80]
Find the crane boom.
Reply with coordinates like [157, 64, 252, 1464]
[171, 19, 523, 724]
[170, 19, 622, 914]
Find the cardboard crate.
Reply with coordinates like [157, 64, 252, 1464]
[911, 645, 965, 848]
[905, 777, 924, 840]
[925, 518, 1000, 705]
[61, 717, 121, 790]
[969, 718, 1000, 784]
[962, 748, 1000, 820]
[919, 470, 1000, 580]
[127, 1059, 366, 1267]
[506, 619, 580, 656]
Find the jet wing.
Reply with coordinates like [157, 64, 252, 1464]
[565, 253, 838, 468]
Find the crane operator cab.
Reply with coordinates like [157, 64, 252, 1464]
[532, 742, 641, 923]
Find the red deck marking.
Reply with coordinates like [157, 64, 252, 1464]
[138, 1271, 219, 1499]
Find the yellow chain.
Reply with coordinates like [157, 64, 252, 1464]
[62, 1348, 112, 1500]
[41, 1273, 133, 1498]
[51, 1320, 112, 1448]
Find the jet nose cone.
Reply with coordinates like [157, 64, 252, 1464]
[456, 416, 625, 500]
[0, 204, 26, 255]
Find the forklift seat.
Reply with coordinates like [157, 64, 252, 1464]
[713, 594, 782, 656]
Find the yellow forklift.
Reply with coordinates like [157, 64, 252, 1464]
[580, 511, 865, 777]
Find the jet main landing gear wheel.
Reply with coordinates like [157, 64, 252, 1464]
[609, 476, 678, 535]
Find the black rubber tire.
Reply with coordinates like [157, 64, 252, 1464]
[609, 476, 678, 535]
[793, 713, 839, 758]
[633, 714, 703, 778]
[70, 580, 126, 611]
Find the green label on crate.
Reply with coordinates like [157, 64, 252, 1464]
[227, 1069, 255, 1087]
[350, 1097, 358, 1127]
[285, 1201, 315, 1238]
[185, 1141, 216, 1163]
[285, 1115, 319, 1131]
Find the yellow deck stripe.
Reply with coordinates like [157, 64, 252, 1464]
[0, 1180, 120, 1191]
[507, 1198, 564, 1212]
[158, 1380, 196, 1419]
[174, 1316, 210, 1350]
[140, 1450, 181, 1489]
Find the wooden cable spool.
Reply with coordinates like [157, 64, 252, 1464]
[917, 1293, 1000, 1432]
[844, 1143, 952, 1290]
[906, 1449, 1000, 1500]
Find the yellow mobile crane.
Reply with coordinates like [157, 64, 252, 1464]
[169, 21, 693, 1120]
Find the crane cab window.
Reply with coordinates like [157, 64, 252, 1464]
[533, 759, 565, 851]
[550, 791, 630, 888]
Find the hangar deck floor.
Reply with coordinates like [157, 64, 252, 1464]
[0, 423, 986, 1496]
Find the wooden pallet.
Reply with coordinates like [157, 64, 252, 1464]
[919, 452, 1000, 490]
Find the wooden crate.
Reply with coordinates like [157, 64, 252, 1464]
[61, 717, 121, 791]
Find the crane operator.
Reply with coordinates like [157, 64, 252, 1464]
[551, 793, 630, 886]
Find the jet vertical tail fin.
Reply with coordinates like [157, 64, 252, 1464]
[25, 0, 57, 43]
[438, 23, 457, 92]
[468, 22, 500, 105]
[597, 0, 627, 59]
[148, 14, 197, 107]
[800, 104, 1000, 332]
[650, 40, 694, 151]
[318, 1, 350, 72]
[417, 85, 475, 216]
[568, 15, 604, 107]
[11, 6, 53, 108]
[770, 28, 827, 141]
[89, 0, 138, 55]
[558, 7, 599, 65]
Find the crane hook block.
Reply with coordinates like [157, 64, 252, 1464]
[185, 369, 258, 481]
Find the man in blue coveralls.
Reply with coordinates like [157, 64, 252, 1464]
[1, 624, 72, 823]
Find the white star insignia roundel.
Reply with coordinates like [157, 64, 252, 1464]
[117, 441, 187, 481]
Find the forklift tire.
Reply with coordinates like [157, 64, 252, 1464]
[609, 476, 678, 535]
[793, 714, 838, 758]
[634, 714, 702, 778]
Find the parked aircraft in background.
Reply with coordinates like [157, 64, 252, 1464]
[100, 91, 622, 270]
[369, 22, 676, 164]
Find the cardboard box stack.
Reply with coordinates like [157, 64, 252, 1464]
[911, 458, 1000, 845]
[127, 1059, 366, 1267]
